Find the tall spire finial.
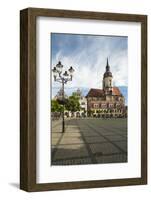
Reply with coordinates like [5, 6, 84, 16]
[106, 57, 110, 72]
[107, 57, 109, 67]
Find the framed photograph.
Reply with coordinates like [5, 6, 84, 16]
[20, 8, 147, 191]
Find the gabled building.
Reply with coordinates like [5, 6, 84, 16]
[72, 88, 87, 117]
[86, 59, 127, 118]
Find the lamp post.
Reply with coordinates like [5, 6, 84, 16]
[52, 61, 75, 133]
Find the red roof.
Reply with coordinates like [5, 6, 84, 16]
[86, 88, 104, 97]
[86, 87, 122, 97]
[112, 87, 121, 96]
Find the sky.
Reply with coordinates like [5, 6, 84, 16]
[51, 33, 128, 98]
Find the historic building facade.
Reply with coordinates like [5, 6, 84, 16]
[54, 88, 87, 118]
[86, 59, 127, 118]
[64, 89, 87, 118]
[72, 88, 87, 117]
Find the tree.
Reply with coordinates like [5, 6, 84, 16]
[65, 95, 80, 113]
[51, 100, 63, 112]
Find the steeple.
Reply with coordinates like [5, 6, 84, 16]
[103, 58, 113, 93]
[103, 58, 112, 78]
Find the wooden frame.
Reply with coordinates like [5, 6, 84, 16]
[20, 7, 147, 192]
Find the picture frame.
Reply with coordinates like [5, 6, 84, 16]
[20, 7, 147, 192]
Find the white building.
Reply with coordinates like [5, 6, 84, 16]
[65, 89, 87, 118]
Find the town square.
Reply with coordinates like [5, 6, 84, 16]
[51, 33, 128, 166]
[51, 118, 127, 165]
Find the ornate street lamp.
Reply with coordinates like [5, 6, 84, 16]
[52, 61, 75, 133]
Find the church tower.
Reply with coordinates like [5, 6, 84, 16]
[103, 58, 113, 95]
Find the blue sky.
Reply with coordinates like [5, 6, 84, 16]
[51, 33, 128, 98]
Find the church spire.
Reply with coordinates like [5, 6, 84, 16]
[106, 57, 110, 72]
[103, 57, 113, 93]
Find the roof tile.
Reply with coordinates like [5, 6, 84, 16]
[86, 87, 122, 97]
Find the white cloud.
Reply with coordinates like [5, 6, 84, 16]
[51, 35, 128, 91]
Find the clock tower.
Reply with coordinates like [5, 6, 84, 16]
[103, 58, 113, 95]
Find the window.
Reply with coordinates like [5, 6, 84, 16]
[109, 80, 112, 86]
[101, 103, 107, 108]
[94, 104, 99, 108]
[109, 103, 114, 108]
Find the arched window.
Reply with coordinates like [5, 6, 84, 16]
[109, 79, 112, 87]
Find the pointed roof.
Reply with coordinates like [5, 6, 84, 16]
[104, 57, 112, 78]
[106, 57, 109, 67]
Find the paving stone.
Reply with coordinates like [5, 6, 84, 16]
[82, 131, 99, 136]
[52, 157, 92, 165]
[51, 137, 60, 145]
[95, 154, 127, 163]
[84, 136, 107, 143]
[51, 133, 62, 138]
[53, 144, 89, 159]
[90, 143, 120, 155]
[66, 126, 79, 130]
[51, 145, 56, 154]
[60, 137, 84, 145]
[65, 130, 81, 133]
[113, 141, 127, 152]
[105, 135, 125, 141]
[100, 132, 119, 136]
[63, 132, 81, 137]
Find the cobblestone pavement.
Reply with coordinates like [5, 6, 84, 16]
[51, 118, 127, 165]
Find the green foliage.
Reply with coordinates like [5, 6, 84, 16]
[65, 95, 80, 112]
[87, 110, 94, 117]
[51, 100, 63, 112]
